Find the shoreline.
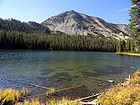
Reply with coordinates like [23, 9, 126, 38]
[1, 70, 137, 105]
[116, 52, 140, 57]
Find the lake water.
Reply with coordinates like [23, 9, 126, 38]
[0, 50, 140, 93]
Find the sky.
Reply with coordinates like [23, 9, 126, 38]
[0, 0, 131, 24]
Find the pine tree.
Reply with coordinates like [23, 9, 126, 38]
[129, 0, 140, 52]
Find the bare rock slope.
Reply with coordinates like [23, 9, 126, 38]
[42, 10, 129, 40]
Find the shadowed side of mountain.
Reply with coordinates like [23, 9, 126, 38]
[0, 18, 50, 34]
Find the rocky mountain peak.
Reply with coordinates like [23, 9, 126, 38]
[42, 10, 130, 40]
[65, 10, 77, 14]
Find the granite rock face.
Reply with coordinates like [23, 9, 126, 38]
[42, 10, 129, 40]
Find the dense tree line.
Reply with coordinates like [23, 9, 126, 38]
[0, 30, 116, 52]
[116, 39, 135, 52]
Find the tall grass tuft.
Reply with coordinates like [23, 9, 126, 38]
[16, 99, 43, 105]
[20, 88, 29, 97]
[97, 71, 140, 105]
[16, 98, 82, 105]
[46, 88, 57, 96]
[1, 88, 20, 104]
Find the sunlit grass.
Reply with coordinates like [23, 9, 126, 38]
[2, 71, 140, 105]
[16, 98, 82, 105]
[0, 88, 82, 105]
[16, 99, 43, 105]
[20, 88, 29, 97]
[46, 88, 57, 96]
[0, 88, 20, 103]
[0, 88, 30, 104]
[97, 71, 140, 105]
[45, 97, 82, 105]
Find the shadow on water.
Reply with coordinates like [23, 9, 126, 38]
[81, 65, 132, 78]
[48, 73, 72, 83]
[37, 64, 135, 89]
[37, 72, 77, 87]
[40, 69, 55, 76]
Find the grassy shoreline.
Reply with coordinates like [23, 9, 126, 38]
[98, 71, 140, 105]
[1, 71, 140, 105]
[116, 52, 140, 57]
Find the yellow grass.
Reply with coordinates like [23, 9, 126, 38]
[0, 87, 82, 105]
[97, 71, 140, 105]
[16, 98, 82, 105]
[46, 88, 57, 96]
[16, 99, 43, 105]
[0, 88, 20, 103]
[0, 88, 29, 104]
[116, 52, 140, 57]
[3, 71, 140, 105]
[20, 88, 29, 97]
[45, 98, 82, 105]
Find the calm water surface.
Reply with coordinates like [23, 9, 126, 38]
[0, 50, 140, 93]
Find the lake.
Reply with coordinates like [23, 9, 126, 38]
[0, 50, 140, 94]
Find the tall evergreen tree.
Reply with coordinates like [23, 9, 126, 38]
[129, 0, 140, 52]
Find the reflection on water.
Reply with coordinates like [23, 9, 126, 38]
[0, 50, 139, 92]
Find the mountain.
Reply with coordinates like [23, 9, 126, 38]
[0, 18, 50, 33]
[42, 10, 129, 40]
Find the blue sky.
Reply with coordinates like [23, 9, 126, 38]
[0, 0, 131, 24]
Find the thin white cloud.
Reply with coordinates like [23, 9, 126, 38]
[118, 8, 130, 12]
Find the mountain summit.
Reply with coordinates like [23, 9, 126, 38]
[42, 10, 129, 40]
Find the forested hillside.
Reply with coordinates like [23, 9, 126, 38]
[0, 10, 132, 52]
[0, 30, 116, 51]
[0, 18, 50, 33]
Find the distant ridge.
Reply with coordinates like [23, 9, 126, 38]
[42, 10, 130, 40]
[0, 10, 130, 40]
[0, 18, 50, 33]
